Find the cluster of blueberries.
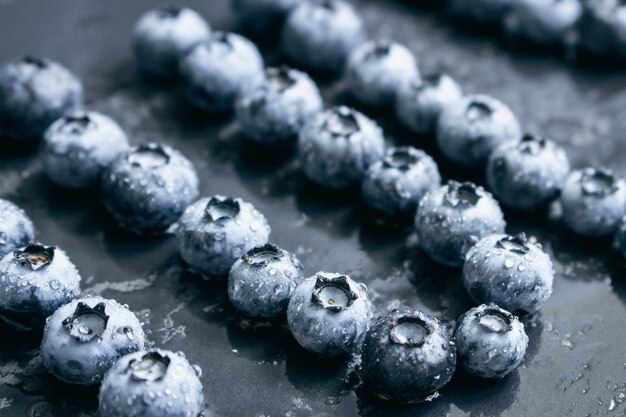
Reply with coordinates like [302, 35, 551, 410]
[1, 0, 626, 414]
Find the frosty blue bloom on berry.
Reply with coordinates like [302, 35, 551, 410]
[361, 309, 456, 404]
[287, 272, 372, 356]
[504, 0, 582, 45]
[41, 296, 145, 385]
[0, 57, 82, 141]
[0, 199, 35, 258]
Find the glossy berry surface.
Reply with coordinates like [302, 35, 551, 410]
[298, 106, 385, 189]
[177, 196, 271, 277]
[504, 0, 582, 45]
[101, 143, 200, 234]
[287, 272, 372, 356]
[463, 233, 554, 314]
[362, 146, 441, 216]
[228, 243, 304, 317]
[415, 181, 506, 267]
[361, 309, 456, 404]
[41, 296, 145, 385]
[0, 199, 35, 258]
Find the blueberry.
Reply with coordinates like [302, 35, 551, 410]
[228, 243, 304, 317]
[281, 0, 365, 73]
[362, 146, 441, 216]
[99, 349, 204, 417]
[287, 272, 372, 356]
[0, 242, 80, 325]
[345, 39, 419, 107]
[133, 6, 210, 77]
[41, 296, 145, 385]
[360, 309, 456, 404]
[232, 0, 303, 35]
[504, 0, 582, 45]
[395, 72, 463, 137]
[101, 143, 200, 234]
[437, 94, 522, 168]
[0, 57, 83, 142]
[415, 181, 506, 267]
[177, 196, 271, 277]
[298, 106, 385, 189]
[179, 31, 264, 113]
[463, 233, 554, 314]
[578, 0, 626, 57]
[0, 199, 35, 258]
[41, 112, 129, 188]
[454, 303, 528, 378]
[560, 167, 626, 236]
[449, 0, 514, 23]
[487, 134, 570, 211]
[236, 66, 323, 144]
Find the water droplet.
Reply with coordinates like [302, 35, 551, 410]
[504, 258, 514, 269]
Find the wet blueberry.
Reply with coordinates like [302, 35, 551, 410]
[578, 0, 626, 57]
[281, 0, 366, 73]
[437, 94, 522, 168]
[101, 143, 200, 234]
[179, 31, 264, 113]
[177, 196, 271, 277]
[463, 233, 554, 314]
[41, 111, 129, 188]
[287, 272, 372, 356]
[236, 66, 323, 144]
[362, 146, 441, 216]
[228, 243, 304, 317]
[449, 0, 514, 23]
[133, 6, 210, 77]
[0, 199, 35, 258]
[415, 181, 506, 267]
[395, 72, 463, 137]
[232, 0, 303, 35]
[504, 0, 582, 45]
[345, 39, 419, 107]
[0, 57, 83, 141]
[298, 106, 385, 189]
[487, 134, 570, 211]
[41, 296, 145, 385]
[99, 349, 204, 417]
[454, 303, 528, 378]
[0, 242, 80, 325]
[361, 309, 456, 403]
[560, 167, 626, 236]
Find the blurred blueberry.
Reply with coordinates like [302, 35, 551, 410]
[0, 199, 35, 258]
[577, 0, 626, 57]
[504, 0, 582, 45]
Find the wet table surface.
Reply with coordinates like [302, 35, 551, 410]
[1, 1, 626, 416]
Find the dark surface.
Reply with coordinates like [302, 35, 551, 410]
[1, 1, 626, 416]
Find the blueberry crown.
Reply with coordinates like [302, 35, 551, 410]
[517, 134, 546, 155]
[14, 241, 55, 271]
[383, 147, 421, 171]
[475, 305, 514, 334]
[311, 275, 358, 312]
[210, 31, 232, 48]
[412, 72, 442, 90]
[316, 0, 336, 10]
[62, 301, 110, 343]
[496, 233, 530, 255]
[156, 5, 183, 18]
[324, 107, 360, 137]
[266, 66, 297, 92]
[128, 143, 170, 169]
[204, 197, 240, 222]
[580, 168, 620, 197]
[388, 313, 434, 347]
[465, 100, 493, 121]
[444, 181, 481, 207]
[129, 351, 171, 382]
[366, 40, 392, 60]
[243, 244, 283, 267]
[20, 56, 47, 69]
[61, 114, 93, 135]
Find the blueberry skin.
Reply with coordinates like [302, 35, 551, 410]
[437, 94, 522, 168]
[232, 0, 302, 35]
[463, 233, 554, 314]
[41, 296, 145, 385]
[228, 244, 304, 317]
[0, 57, 83, 142]
[454, 303, 528, 378]
[41, 112, 129, 188]
[133, 6, 210, 77]
[177, 196, 271, 277]
[449, 0, 514, 23]
[560, 167, 626, 236]
[298, 106, 385, 189]
[504, 0, 582, 45]
[0, 242, 80, 323]
[236, 66, 323, 144]
[281, 0, 366, 73]
[99, 349, 203, 417]
[0, 199, 35, 258]
[415, 181, 506, 267]
[395, 73, 463, 137]
[345, 40, 419, 107]
[101, 143, 200, 234]
[179, 32, 264, 113]
[487, 134, 570, 211]
[577, 0, 626, 57]
[287, 272, 372, 357]
[361, 309, 456, 404]
[362, 146, 441, 216]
